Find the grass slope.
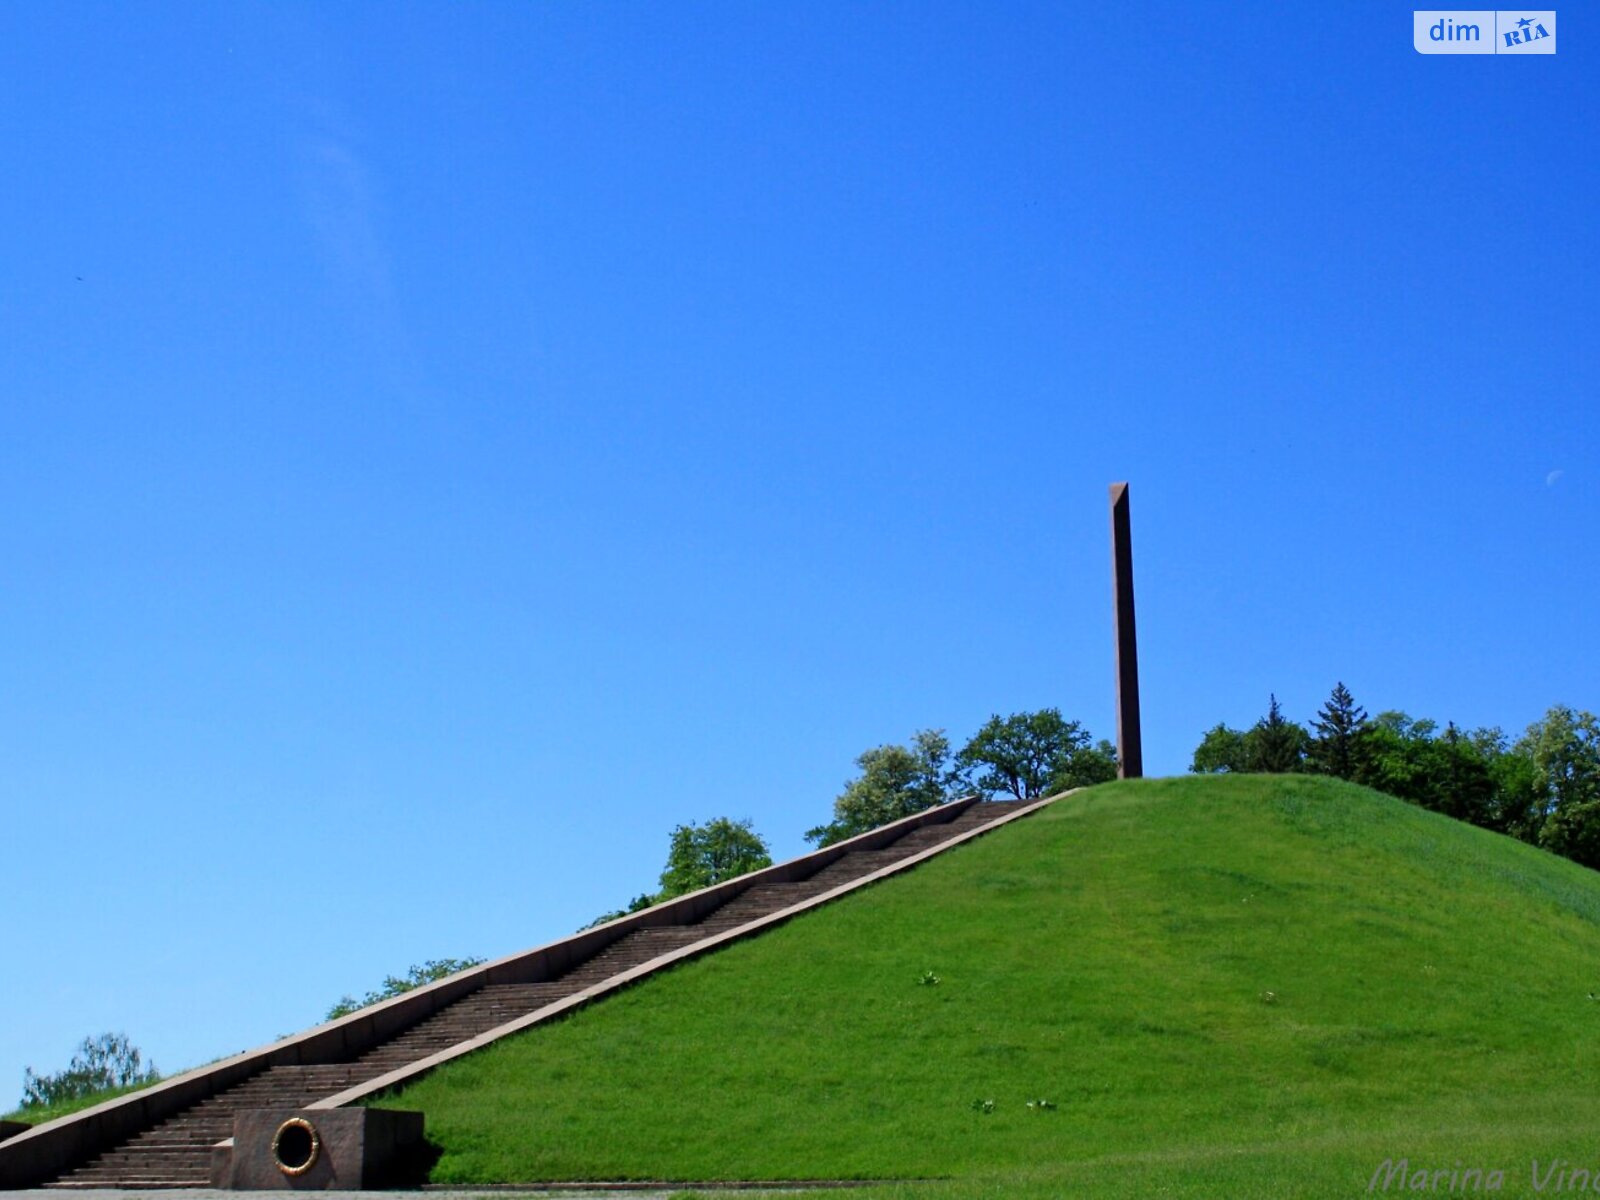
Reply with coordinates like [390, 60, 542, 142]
[375, 777, 1600, 1197]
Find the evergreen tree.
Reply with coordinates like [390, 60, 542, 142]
[1307, 681, 1369, 780]
[1245, 694, 1307, 773]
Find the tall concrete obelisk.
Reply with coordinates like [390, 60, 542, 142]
[1109, 482, 1143, 779]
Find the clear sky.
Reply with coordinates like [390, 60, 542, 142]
[1, 2, 1594, 1101]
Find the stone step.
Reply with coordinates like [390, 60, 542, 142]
[76, 1158, 211, 1169]
[51, 1185, 203, 1189]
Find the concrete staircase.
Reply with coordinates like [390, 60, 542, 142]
[48, 1066, 366, 1189]
[45, 799, 1035, 1188]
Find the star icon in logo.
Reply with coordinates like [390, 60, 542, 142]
[1517, 15, 1533, 28]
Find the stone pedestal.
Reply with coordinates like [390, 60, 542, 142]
[221, 1108, 425, 1190]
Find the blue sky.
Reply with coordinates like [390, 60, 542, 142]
[1, 2, 1593, 1099]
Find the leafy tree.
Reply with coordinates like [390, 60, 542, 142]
[1244, 695, 1308, 773]
[1359, 712, 1447, 805]
[584, 893, 659, 929]
[658, 817, 772, 898]
[1518, 705, 1600, 814]
[1372, 710, 1437, 741]
[1343, 712, 1538, 835]
[1306, 682, 1370, 780]
[1519, 706, 1600, 867]
[1485, 740, 1545, 839]
[326, 957, 486, 1021]
[1442, 724, 1540, 837]
[1191, 723, 1249, 773]
[1539, 800, 1600, 869]
[955, 709, 1116, 800]
[584, 818, 773, 927]
[1062, 738, 1119, 790]
[805, 730, 959, 847]
[1432, 723, 1499, 826]
[20, 1033, 159, 1110]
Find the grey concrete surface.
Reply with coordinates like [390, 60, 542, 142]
[0, 1190, 820, 1199]
[0, 1192, 679, 1199]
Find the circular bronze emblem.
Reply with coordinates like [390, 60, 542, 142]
[271, 1116, 321, 1176]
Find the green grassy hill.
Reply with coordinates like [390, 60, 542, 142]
[375, 776, 1600, 1198]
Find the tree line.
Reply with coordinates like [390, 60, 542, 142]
[1193, 684, 1600, 869]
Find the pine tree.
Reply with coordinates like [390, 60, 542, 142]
[1308, 682, 1369, 780]
[1247, 694, 1308, 773]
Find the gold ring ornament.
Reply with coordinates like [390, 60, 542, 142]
[271, 1116, 321, 1176]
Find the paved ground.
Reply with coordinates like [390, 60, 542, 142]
[0, 1193, 720, 1199]
[0, 1190, 824, 1200]
[0, 1194, 690, 1199]
[0, 1193, 695, 1200]
[0, 1192, 717, 1200]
